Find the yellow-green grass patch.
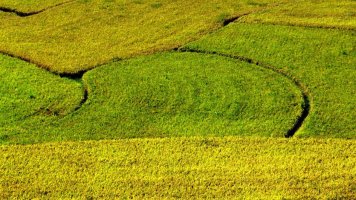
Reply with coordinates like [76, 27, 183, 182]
[0, 0, 282, 73]
[240, 0, 356, 29]
[0, 137, 355, 199]
[0, 0, 72, 13]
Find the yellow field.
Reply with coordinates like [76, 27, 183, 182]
[1, 137, 355, 199]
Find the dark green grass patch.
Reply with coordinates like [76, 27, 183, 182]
[184, 23, 356, 138]
[1, 52, 302, 144]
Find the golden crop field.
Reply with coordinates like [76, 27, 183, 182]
[0, 0, 355, 198]
[1, 137, 355, 199]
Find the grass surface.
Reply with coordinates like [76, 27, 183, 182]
[0, 0, 71, 12]
[0, 0, 280, 73]
[0, 54, 83, 136]
[1, 52, 302, 144]
[240, 0, 356, 29]
[1, 137, 355, 199]
[1, 0, 355, 198]
[184, 24, 356, 138]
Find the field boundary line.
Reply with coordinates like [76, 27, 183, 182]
[0, 0, 76, 17]
[237, 21, 356, 31]
[0, 50, 88, 117]
[177, 48, 311, 138]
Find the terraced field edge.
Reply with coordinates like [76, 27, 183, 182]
[177, 48, 311, 138]
[0, 0, 75, 17]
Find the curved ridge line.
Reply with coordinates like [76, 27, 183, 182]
[0, 0, 76, 17]
[222, 3, 283, 26]
[177, 48, 311, 138]
[238, 21, 356, 31]
[0, 50, 88, 117]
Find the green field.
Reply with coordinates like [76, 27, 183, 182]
[0, 0, 355, 198]
[184, 23, 356, 138]
[1, 52, 303, 144]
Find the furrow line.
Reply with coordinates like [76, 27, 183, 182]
[0, 50, 89, 116]
[0, 0, 76, 17]
[177, 48, 311, 138]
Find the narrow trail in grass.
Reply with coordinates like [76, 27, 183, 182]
[0, 0, 76, 17]
[177, 48, 310, 138]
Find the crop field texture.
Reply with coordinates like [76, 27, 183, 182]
[0, 0, 71, 13]
[0, 0, 355, 198]
[184, 24, 356, 138]
[0, 0, 282, 73]
[1, 137, 355, 199]
[1, 52, 304, 144]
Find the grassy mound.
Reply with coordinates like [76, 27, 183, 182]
[1, 137, 355, 199]
[1, 52, 302, 144]
[0, 54, 83, 136]
[184, 23, 356, 138]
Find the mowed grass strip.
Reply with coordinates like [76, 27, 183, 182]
[0, 54, 83, 137]
[184, 24, 356, 138]
[0, 0, 281, 73]
[0, 137, 355, 199]
[240, 0, 356, 29]
[1, 52, 302, 144]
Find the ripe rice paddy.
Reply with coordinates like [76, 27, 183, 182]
[0, 0, 280, 73]
[0, 0, 355, 198]
[1, 137, 355, 199]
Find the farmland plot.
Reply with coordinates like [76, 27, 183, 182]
[0, 0, 72, 13]
[0, 0, 283, 73]
[184, 24, 356, 138]
[0, 137, 355, 199]
[0, 0, 355, 198]
[1, 53, 303, 144]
